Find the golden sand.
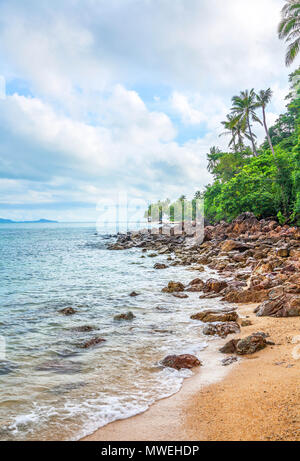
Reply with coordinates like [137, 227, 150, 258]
[83, 303, 300, 442]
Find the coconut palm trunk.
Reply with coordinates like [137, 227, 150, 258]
[247, 116, 258, 156]
[262, 105, 276, 157]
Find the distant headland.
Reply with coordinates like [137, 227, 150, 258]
[0, 218, 58, 224]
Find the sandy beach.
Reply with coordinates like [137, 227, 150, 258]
[83, 303, 300, 442]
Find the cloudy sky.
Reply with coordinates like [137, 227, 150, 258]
[0, 0, 297, 221]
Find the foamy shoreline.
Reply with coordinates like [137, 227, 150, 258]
[82, 302, 300, 441]
[81, 217, 300, 441]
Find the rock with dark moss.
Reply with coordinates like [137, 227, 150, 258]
[203, 321, 240, 338]
[162, 281, 185, 293]
[59, 307, 76, 316]
[114, 311, 136, 321]
[191, 309, 238, 323]
[236, 333, 268, 355]
[161, 354, 202, 370]
[220, 332, 269, 355]
[78, 337, 106, 349]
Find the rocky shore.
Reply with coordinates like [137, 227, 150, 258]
[108, 212, 300, 357]
[82, 212, 300, 441]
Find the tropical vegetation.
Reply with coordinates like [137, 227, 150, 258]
[146, 5, 300, 226]
[278, 0, 300, 66]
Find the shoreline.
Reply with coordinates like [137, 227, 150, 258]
[82, 302, 300, 441]
[83, 215, 300, 441]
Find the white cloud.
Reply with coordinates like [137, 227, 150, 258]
[0, 0, 294, 219]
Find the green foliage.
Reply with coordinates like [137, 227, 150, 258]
[278, 0, 300, 66]
[204, 68, 300, 224]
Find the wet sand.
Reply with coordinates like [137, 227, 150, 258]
[82, 303, 300, 441]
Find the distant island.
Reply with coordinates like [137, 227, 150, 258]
[0, 218, 58, 224]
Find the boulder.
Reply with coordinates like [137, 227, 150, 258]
[221, 240, 249, 253]
[255, 295, 300, 318]
[203, 278, 228, 293]
[236, 333, 268, 355]
[222, 289, 270, 304]
[162, 281, 185, 293]
[203, 321, 240, 338]
[161, 354, 202, 370]
[277, 248, 289, 258]
[114, 311, 136, 321]
[191, 309, 238, 323]
[219, 332, 269, 355]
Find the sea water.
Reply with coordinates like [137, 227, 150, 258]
[0, 222, 225, 440]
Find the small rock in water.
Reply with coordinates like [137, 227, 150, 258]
[70, 325, 96, 332]
[154, 263, 168, 270]
[173, 293, 189, 299]
[78, 337, 106, 349]
[148, 253, 158, 258]
[35, 360, 83, 374]
[114, 311, 136, 321]
[0, 361, 19, 375]
[161, 354, 202, 370]
[221, 356, 238, 366]
[129, 291, 139, 297]
[47, 381, 87, 395]
[162, 281, 185, 293]
[59, 307, 76, 316]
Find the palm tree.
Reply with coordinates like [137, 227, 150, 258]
[256, 89, 275, 157]
[231, 89, 262, 156]
[219, 114, 247, 152]
[219, 114, 238, 151]
[278, 0, 300, 66]
[207, 146, 222, 174]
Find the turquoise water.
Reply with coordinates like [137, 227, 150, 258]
[0, 223, 219, 440]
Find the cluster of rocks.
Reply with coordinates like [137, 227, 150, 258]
[103, 213, 300, 370]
